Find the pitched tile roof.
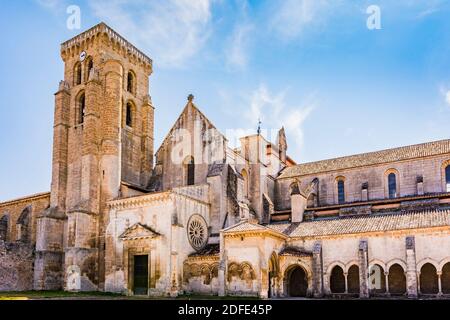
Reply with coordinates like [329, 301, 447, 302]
[268, 209, 450, 238]
[278, 139, 450, 178]
[279, 246, 312, 257]
[188, 243, 220, 257]
[222, 221, 267, 233]
[222, 220, 287, 238]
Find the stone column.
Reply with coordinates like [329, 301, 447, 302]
[259, 247, 269, 299]
[358, 239, 369, 298]
[312, 242, 324, 298]
[405, 236, 418, 298]
[344, 273, 348, 294]
[384, 272, 390, 296]
[218, 233, 226, 297]
[437, 272, 443, 296]
[260, 270, 269, 299]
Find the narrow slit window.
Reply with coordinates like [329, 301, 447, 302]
[126, 102, 133, 127]
[78, 93, 85, 124]
[187, 157, 195, 186]
[446, 165, 450, 192]
[127, 71, 135, 93]
[86, 58, 93, 80]
[388, 173, 397, 198]
[337, 180, 345, 204]
[74, 62, 82, 85]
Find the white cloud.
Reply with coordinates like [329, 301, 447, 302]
[269, 0, 331, 40]
[224, 0, 253, 70]
[438, 86, 450, 108]
[226, 23, 253, 70]
[244, 84, 315, 157]
[88, 0, 213, 68]
[35, 0, 67, 12]
[446, 91, 450, 107]
[36, 0, 60, 8]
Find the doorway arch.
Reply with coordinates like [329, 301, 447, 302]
[285, 265, 308, 297]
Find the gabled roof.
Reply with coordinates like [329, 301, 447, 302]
[156, 100, 226, 155]
[119, 223, 160, 240]
[221, 219, 287, 239]
[279, 139, 450, 179]
[267, 208, 450, 238]
[222, 220, 267, 233]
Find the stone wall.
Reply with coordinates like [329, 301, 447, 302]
[276, 154, 450, 210]
[0, 241, 34, 291]
[0, 193, 50, 245]
[288, 227, 450, 297]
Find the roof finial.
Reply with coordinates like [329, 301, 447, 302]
[257, 118, 262, 135]
[188, 94, 194, 102]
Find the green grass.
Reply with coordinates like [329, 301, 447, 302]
[0, 290, 125, 299]
[0, 291, 259, 300]
[176, 294, 260, 300]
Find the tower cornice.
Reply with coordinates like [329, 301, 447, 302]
[60, 22, 152, 70]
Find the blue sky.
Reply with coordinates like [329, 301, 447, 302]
[1, 0, 450, 201]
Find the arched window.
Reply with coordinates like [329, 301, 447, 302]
[74, 62, 82, 86]
[184, 156, 195, 186]
[241, 169, 248, 198]
[441, 262, 450, 294]
[330, 265, 345, 293]
[337, 179, 345, 204]
[369, 264, 386, 293]
[388, 264, 406, 295]
[420, 263, 438, 294]
[86, 57, 94, 81]
[347, 265, 360, 294]
[0, 215, 8, 241]
[77, 93, 86, 124]
[127, 71, 135, 93]
[17, 207, 30, 242]
[126, 102, 133, 127]
[289, 181, 300, 195]
[388, 172, 397, 198]
[446, 165, 450, 192]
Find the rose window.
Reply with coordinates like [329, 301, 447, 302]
[187, 215, 208, 251]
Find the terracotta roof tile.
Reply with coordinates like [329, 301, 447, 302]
[222, 221, 267, 233]
[279, 139, 450, 178]
[279, 246, 312, 257]
[275, 209, 450, 238]
[188, 243, 220, 257]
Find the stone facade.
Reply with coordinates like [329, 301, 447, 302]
[1, 22, 450, 299]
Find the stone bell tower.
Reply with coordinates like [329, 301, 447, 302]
[34, 23, 154, 291]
